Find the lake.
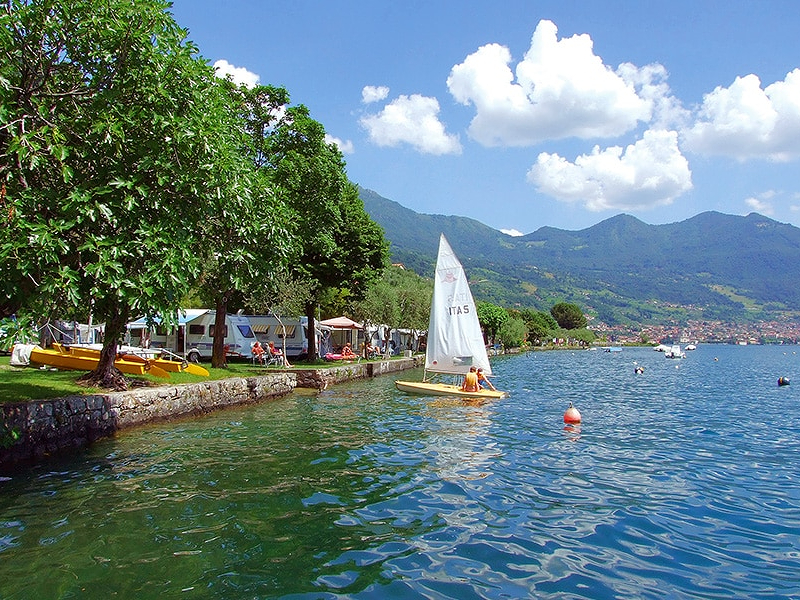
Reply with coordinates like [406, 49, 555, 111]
[1, 345, 799, 599]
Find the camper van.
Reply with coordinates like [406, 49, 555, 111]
[243, 314, 312, 359]
[127, 309, 256, 362]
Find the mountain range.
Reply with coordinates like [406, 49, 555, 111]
[359, 187, 800, 326]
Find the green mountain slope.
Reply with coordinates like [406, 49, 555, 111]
[360, 187, 800, 325]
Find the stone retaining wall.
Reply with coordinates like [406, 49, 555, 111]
[0, 372, 295, 470]
[291, 356, 422, 389]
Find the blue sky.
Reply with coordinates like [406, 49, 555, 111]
[170, 0, 800, 235]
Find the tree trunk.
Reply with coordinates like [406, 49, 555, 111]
[305, 301, 318, 361]
[211, 296, 228, 369]
[383, 328, 392, 359]
[77, 304, 129, 391]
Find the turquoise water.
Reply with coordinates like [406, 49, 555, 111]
[1, 345, 800, 598]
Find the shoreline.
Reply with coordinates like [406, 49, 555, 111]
[1, 356, 423, 472]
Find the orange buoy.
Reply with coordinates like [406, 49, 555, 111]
[563, 402, 582, 424]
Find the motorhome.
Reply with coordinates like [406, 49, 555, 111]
[242, 314, 314, 359]
[127, 309, 256, 362]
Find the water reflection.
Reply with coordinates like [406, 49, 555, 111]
[1, 347, 800, 598]
[422, 397, 499, 481]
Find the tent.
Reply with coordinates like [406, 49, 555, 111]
[319, 316, 362, 329]
[319, 317, 362, 352]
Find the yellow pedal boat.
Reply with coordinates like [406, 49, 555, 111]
[30, 344, 171, 379]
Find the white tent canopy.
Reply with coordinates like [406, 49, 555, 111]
[319, 316, 362, 329]
[319, 317, 362, 352]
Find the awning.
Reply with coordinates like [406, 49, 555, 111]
[319, 316, 362, 329]
[128, 309, 210, 328]
[252, 324, 270, 334]
[278, 325, 296, 337]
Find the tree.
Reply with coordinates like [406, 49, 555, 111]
[1, 0, 231, 388]
[267, 109, 388, 359]
[353, 265, 432, 356]
[246, 270, 312, 361]
[520, 309, 559, 345]
[476, 301, 509, 345]
[191, 82, 295, 368]
[498, 315, 527, 348]
[550, 302, 587, 330]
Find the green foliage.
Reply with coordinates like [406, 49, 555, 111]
[476, 302, 509, 344]
[1, 0, 234, 383]
[564, 328, 596, 345]
[0, 315, 37, 351]
[353, 265, 432, 338]
[550, 302, 587, 330]
[498, 316, 527, 348]
[524, 311, 558, 344]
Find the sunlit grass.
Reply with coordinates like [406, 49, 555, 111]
[0, 355, 396, 403]
[0, 356, 276, 403]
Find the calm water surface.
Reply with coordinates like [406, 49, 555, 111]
[1, 345, 800, 599]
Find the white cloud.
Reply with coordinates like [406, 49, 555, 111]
[528, 129, 693, 211]
[745, 196, 774, 215]
[360, 94, 462, 155]
[213, 59, 260, 88]
[325, 134, 354, 154]
[683, 69, 800, 161]
[446, 20, 673, 146]
[501, 228, 524, 237]
[362, 85, 390, 104]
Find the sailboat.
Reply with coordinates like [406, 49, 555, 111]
[395, 234, 508, 399]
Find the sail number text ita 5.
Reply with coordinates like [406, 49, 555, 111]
[447, 292, 471, 316]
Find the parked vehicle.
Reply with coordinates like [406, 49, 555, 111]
[127, 309, 256, 362]
[242, 314, 315, 359]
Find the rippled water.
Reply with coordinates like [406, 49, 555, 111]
[1, 345, 800, 599]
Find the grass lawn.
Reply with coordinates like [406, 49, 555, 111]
[0, 354, 399, 404]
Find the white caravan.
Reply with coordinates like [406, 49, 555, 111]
[242, 314, 313, 359]
[127, 309, 256, 362]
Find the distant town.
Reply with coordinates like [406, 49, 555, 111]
[591, 319, 800, 346]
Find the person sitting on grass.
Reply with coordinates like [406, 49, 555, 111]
[341, 342, 355, 359]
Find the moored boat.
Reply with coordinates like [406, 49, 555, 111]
[30, 344, 171, 378]
[665, 344, 686, 359]
[65, 343, 209, 376]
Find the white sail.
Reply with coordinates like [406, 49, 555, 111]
[425, 234, 492, 376]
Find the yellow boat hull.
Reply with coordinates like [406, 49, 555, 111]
[60, 344, 208, 376]
[395, 379, 507, 399]
[31, 345, 171, 379]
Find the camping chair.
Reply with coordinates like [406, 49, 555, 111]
[251, 341, 267, 366]
[263, 348, 283, 368]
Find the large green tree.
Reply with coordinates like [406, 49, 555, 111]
[192, 81, 295, 368]
[519, 308, 559, 345]
[550, 302, 587, 330]
[268, 108, 388, 359]
[476, 301, 509, 345]
[0, 0, 229, 388]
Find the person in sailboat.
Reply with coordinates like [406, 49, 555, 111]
[476, 368, 496, 391]
[462, 366, 480, 392]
